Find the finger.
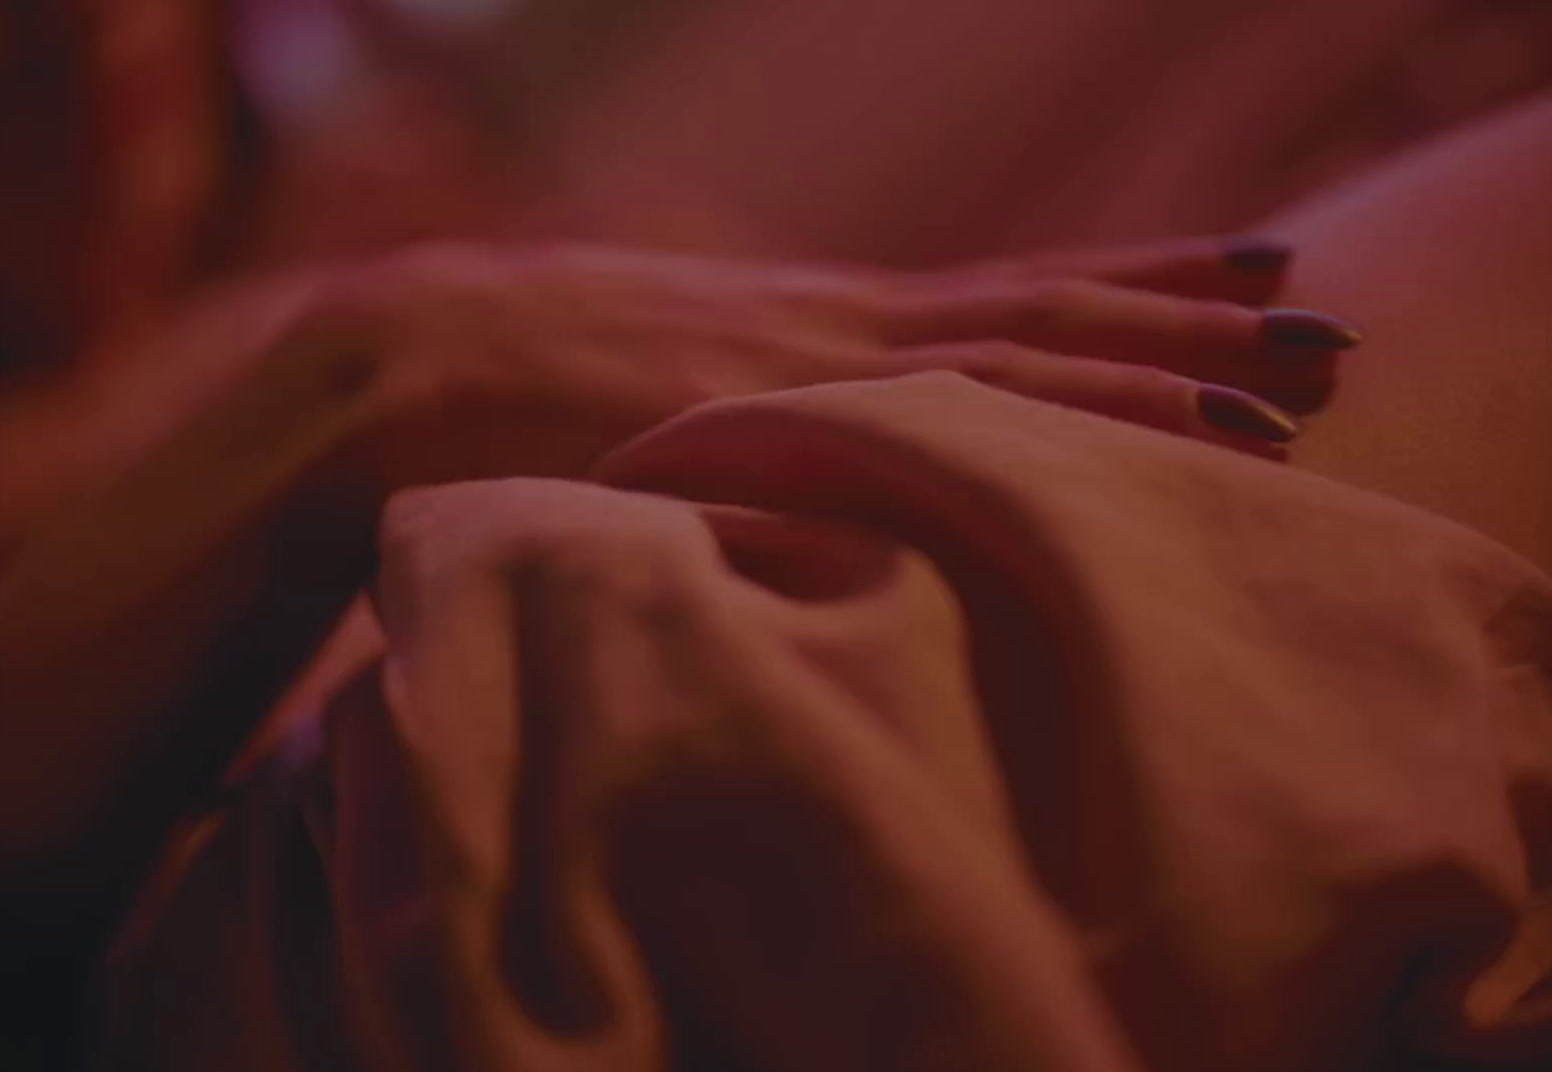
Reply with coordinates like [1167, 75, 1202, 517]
[881, 279, 1360, 414]
[895, 342, 1300, 461]
[924, 236, 1294, 306]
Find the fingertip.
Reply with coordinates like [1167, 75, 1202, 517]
[1261, 308, 1365, 350]
[1196, 383, 1302, 444]
[1222, 237, 1294, 274]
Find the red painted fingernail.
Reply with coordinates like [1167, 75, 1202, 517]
[1222, 238, 1293, 272]
[1197, 384, 1301, 443]
[1262, 309, 1364, 349]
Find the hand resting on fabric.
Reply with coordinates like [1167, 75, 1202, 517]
[0, 235, 1358, 965]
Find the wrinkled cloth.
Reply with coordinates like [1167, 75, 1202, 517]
[101, 373, 1552, 1070]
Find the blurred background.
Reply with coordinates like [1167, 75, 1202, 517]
[4, 0, 1552, 373]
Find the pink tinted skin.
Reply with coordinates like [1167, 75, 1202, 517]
[1267, 93, 1552, 574]
[0, 5, 1548, 1041]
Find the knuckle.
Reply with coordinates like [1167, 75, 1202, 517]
[377, 482, 533, 592]
[527, 510, 712, 607]
[377, 485, 469, 576]
[380, 483, 716, 608]
[378, 484, 446, 542]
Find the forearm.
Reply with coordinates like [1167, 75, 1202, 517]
[0, 308, 395, 929]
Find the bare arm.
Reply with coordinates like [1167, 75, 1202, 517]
[0, 290, 397, 936]
[0, 237, 1337, 948]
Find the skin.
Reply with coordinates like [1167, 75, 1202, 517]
[0, 22, 1545, 1054]
[1271, 92, 1552, 576]
[0, 240, 1327, 954]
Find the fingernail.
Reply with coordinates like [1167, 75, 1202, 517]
[1197, 384, 1301, 443]
[1262, 308, 1364, 349]
[1222, 237, 1293, 272]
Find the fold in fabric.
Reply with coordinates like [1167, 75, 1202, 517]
[101, 372, 1552, 1070]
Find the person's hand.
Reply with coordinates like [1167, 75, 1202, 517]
[283, 237, 1357, 493]
[0, 233, 1356, 969]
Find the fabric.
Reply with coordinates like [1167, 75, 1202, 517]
[100, 372, 1552, 1070]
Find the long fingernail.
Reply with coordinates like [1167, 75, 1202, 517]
[1197, 385, 1301, 443]
[1223, 237, 1293, 272]
[1262, 308, 1364, 349]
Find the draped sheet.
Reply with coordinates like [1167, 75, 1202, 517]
[101, 372, 1552, 1070]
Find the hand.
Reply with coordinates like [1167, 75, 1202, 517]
[0, 234, 1355, 918]
[289, 236, 1356, 492]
